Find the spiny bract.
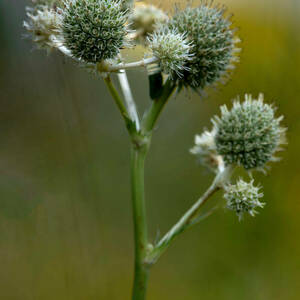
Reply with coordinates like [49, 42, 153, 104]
[62, 0, 129, 63]
[167, 1, 239, 90]
[148, 29, 192, 77]
[213, 94, 285, 170]
[224, 179, 264, 220]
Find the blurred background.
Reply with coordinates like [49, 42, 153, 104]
[0, 0, 299, 299]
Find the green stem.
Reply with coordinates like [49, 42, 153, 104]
[142, 78, 176, 133]
[131, 142, 150, 300]
[103, 75, 132, 130]
[148, 167, 233, 264]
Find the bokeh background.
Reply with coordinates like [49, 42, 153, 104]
[0, 0, 299, 299]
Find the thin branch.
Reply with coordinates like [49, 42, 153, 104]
[107, 57, 159, 72]
[147, 167, 233, 264]
[103, 76, 132, 131]
[55, 37, 159, 74]
[117, 71, 140, 131]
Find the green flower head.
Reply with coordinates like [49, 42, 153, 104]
[148, 28, 193, 77]
[224, 179, 264, 220]
[167, 1, 239, 91]
[62, 0, 129, 63]
[213, 94, 286, 171]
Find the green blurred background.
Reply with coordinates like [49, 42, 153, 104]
[0, 0, 299, 299]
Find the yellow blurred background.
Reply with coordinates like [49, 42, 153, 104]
[0, 0, 299, 299]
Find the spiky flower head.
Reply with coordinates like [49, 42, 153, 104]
[213, 94, 286, 171]
[62, 0, 129, 64]
[24, 4, 62, 50]
[224, 179, 264, 220]
[190, 129, 224, 172]
[129, 3, 168, 41]
[167, 1, 239, 91]
[148, 29, 193, 77]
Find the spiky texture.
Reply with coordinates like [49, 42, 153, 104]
[62, 0, 129, 63]
[167, 2, 239, 90]
[24, 5, 62, 50]
[148, 29, 192, 77]
[224, 179, 264, 220]
[129, 3, 168, 40]
[213, 94, 286, 170]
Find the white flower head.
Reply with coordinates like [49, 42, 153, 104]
[24, 5, 63, 51]
[190, 129, 224, 173]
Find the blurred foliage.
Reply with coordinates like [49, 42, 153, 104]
[0, 0, 299, 299]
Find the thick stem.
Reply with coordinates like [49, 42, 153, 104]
[131, 142, 150, 300]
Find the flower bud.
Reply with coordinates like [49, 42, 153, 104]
[213, 94, 286, 170]
[167, 2, 239, 91]
[224, 179, 264, 220]
[148, 29, 192, 77]
[62, 0, 129, 63]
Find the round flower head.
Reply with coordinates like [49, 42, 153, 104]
[62, 0, 129, 63]
[167, 1, 239, 91]
[224, 179, 264, 220]
[213, 94, 286, 170]
[129, 3, 168, 41]
[24, 4, 62, 50]
[148, 29, 193, 77]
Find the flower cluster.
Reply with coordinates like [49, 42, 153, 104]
[166, 2, 239, 90]
[224, 179, 264, 220]
[213, 94, 285, 170]
[148, 29, 193, 77]
[62, 0, 129, 63]
[24, 0, 240, 89]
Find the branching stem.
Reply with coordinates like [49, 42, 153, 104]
[147, 167, 232, 264]
[103, 74, 225, 300]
